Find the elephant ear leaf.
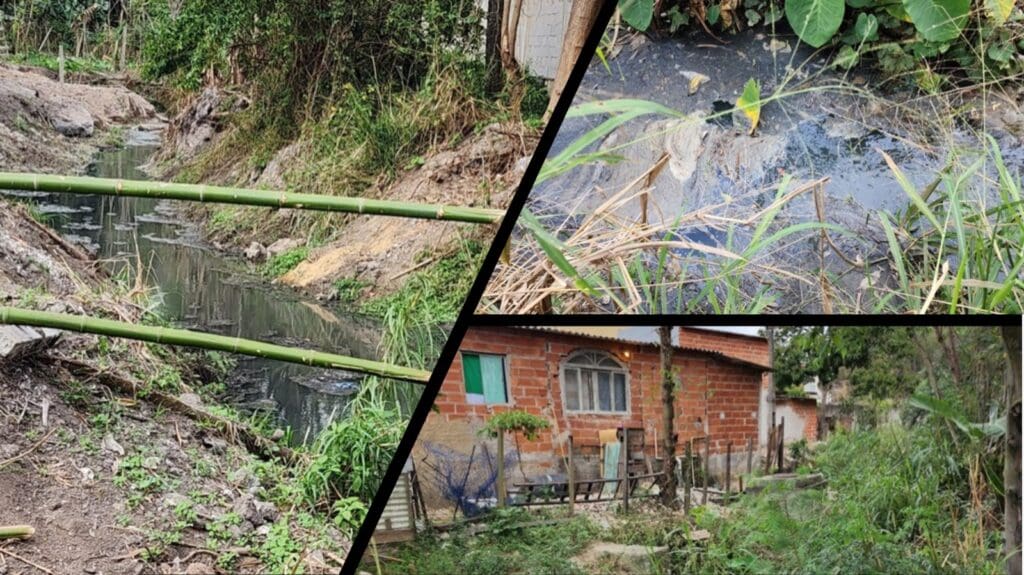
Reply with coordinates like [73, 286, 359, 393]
[785, 0, 845, 47]
[619, 0, 655, 31]
[902, 0, 970, 42]
[736, 78, 762, 135]
[985, 0, 1013, 25]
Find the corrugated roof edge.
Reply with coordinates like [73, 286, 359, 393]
[508, 326, 772, 371]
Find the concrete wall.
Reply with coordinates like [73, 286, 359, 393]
[476, 0, 573, 79]
[775, 397, 819, 443]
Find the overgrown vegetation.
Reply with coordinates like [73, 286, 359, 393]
[620, 0, 1022, 84]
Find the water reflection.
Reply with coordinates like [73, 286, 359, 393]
[5, 143, 390, 443]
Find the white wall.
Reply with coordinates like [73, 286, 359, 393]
[775, 403, 809, 443]
[478, 0, 573, 79]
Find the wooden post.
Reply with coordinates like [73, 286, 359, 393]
[765, 412, 776, 473]
[58, 44, 65, 84]
[778, 417, 786, 473]
[725, 441, 732, 505]
[622, 427, 630, 513]
[746, 437, 754, 475]
[739, 475, 744, 494]
[702, 435, 710, 505]
[497, 432, 506, 508]
[567, 434, 575, 516]
[683, 440, 692, 514]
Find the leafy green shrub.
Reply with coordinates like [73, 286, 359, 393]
[479, 410, 551, 440]
[620, 0, 1023, 83]
[300, 402, 406, 505]
[261, 246, 308, 277]
[686, 424, 1003, 574]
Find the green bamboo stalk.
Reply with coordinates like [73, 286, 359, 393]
[0, 307, 430, 384]
[0, 525, 34, 539]
[0, 173, 505, 224]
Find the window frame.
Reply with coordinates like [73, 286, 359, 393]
[560, 349, 631, 415]
[460, 350, 512, 406]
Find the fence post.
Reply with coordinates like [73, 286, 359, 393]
[746, 437, 753, 475]
[765, 412, 775, 473]
[683, 440, 692, 514]
[567, 434, 575, 516]
[778, 417, 786, 473]
[725, 441, 732, 505]
[497, 432, 506, 508]
[622, 427, 630, 513]
[58, 44, 65, 84]
[702, 434, 710, 505]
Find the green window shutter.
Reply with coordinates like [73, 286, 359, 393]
[463, 353, 484, 404]
[480, 355, 507, 404]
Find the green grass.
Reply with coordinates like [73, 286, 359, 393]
[360, 239, 484, 323]
[374, 508, 599, 575]
[8, 51, 114, 74]
[262, 246, 309, 277]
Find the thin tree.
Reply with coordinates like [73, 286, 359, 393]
[546, 0, 603, 119]
[659, 325, 679, 508]
[1002, 324, 1022, 575]
[484, 0, 504, 95]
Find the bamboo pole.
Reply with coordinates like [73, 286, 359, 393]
[0, 173, 505, 224]
[0, 307, 430, 383]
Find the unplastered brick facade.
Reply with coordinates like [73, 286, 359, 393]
[421, 327, 769, 477]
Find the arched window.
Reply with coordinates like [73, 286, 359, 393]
[561, 350, 629, 413]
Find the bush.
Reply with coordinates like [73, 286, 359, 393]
[300, 402, 406, 505]
[687, 424, 1003, 574]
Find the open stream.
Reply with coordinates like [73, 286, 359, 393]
[533, 28, 1023, 311]
[3, 129, 389, 443]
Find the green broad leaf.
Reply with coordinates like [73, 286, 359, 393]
[619, 0, 655, 31]
[834, 45, 860, 69]
[746, 9, 762, 26]
[853, 13, 879, 42]
[708, 4, 722, 25]
[736, 78, 762, 135]
[785, 0, 845, 47]
[902, 0, 970, 42]
[986, 0, 1014, 25]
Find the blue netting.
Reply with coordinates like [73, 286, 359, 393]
[420, 441, 518, 518]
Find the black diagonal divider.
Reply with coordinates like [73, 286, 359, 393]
[339, 2, 619, 572]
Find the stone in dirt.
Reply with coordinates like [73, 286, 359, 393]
[49, 101, 95, 137]
[573, 542, 669, 574]
[266, 237, 306, 257]
[0, 325, 62, 364]
[233, 493, 279, 527]
[101, 433, 124, 456]
[244, 242, 267, 262]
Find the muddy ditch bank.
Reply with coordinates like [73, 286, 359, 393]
[1, 64, 415, 442]
[526, 29, 1023, 312]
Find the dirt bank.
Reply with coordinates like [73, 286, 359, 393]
[0, 69, 348, 574]
[0, 63, 158, 173]
[153, 87, 533, 301]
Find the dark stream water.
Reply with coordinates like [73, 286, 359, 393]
[4, 132, 386, 443]
[531, 28, 1023, 311]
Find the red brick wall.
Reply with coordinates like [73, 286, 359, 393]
[677, 327, 769, 367]
[430, 327, 764, 458]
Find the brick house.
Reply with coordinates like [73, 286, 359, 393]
[416, 326, 774, 508]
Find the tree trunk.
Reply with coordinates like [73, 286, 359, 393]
[546, 0, 603, 118]
[484, 0, 504, 95]
[1003, 324, 1022, 575]
[500, 0, 522, 73]
[659, 326, 679, 508]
